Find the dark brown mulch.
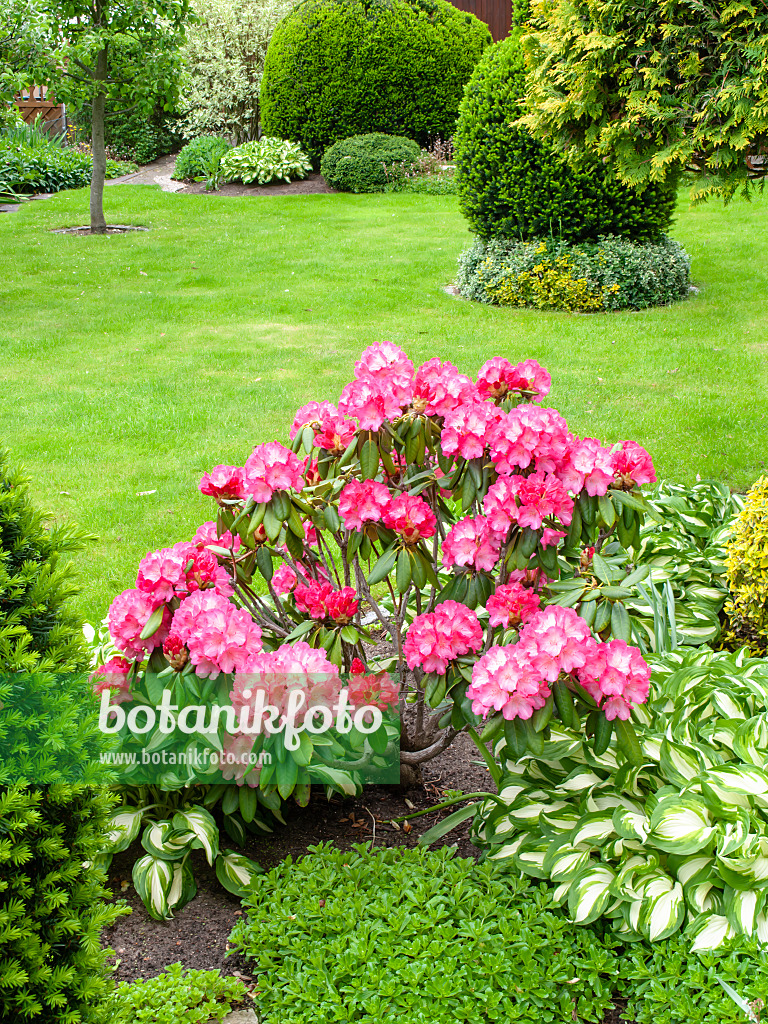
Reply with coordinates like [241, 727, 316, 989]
[180, 173, 336, 197]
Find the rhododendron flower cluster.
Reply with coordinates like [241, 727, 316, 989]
[467, 606, 649, 721]
[483, 471, 574, 534]
[193, 521, 241, 552]
[486, 582, 541, 628]
[338, 378, 402, 431]
[347, 664, 400, 710]
[90, 656, 133, 703]
[137, 541, 233, 602]
[232, 641, 341, 723]
[611, 441, 656, 488]
[294, 579, 359, 623]
[404, 601, 483, 674]
[199, 464, 244, 501]
[170, 591, 263, 678]
[108, 589, 172, 660]
[242, 442, 304, 502]
[383, 493, 436, 543]
[476, 357, 551, 402]
[412, 358, 477, 417]
[441, 402, 502, 460]
[355, 341, 414, 406]
[219, 731, 262, 787]
[291, 401, 357, 454]
[338, 479, 391, 531]
[489, 404, 571, 475]
[442, 516, 501, 571]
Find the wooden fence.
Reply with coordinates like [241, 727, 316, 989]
[447, 0, 511, 41]
[14, 86, 66, 134]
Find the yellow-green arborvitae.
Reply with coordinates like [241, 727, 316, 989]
[724, 477, 768, 654]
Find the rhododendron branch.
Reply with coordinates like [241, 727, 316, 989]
[400, 726, 458, 765]
[353, 560, 395, 640]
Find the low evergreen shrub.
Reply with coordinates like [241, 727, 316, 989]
[724, 476, 768, 654]
[456, 235, 691, 312]
[321, 133, 420, 193]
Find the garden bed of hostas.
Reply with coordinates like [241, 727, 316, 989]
[78, 340, 768, 1023]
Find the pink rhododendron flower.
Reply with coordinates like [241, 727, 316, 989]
[338, 479, 391, 531]
[219, 732, 261, 787]
[578, 639, 651, 719]
[612, 441, 656, 488]
[137, 541, 232, 601]
[566, 438, 616, 497]
[290, 400, 338, 439]
[171, 591, 262, 678]
[294, 579, 359, 623]
[476, 358, 551, 402]
[108, 588, 172, 661]
[442, 516, 502, 571]
[162, 633, 189, 671]
[232, 641, 340, 725]
[199, 465, 245, 501]
[404, 601, 482, 674]
[272, 563, 299, 594]
[90, 656, 133, 703]
[412, 358, 478, 417]
[541, 528, 567, 549]
[489, 405, 571, 475]
[483, 471, 574, 533]
[485, 582, 541, 628]
[242, 442, 305, 502]
[519, 605, 595, 682]
[347, 671, 399, 710]
[441, 402, 502, 460]
[315, 411, 358, 454]
[338, 378, 403, 430]
[349, 657, 366, 675]
[354, 342, 414, 406]
[193, 521, 241, 553]
[467, 644, 551, 721]
[383, 493, 436, 544]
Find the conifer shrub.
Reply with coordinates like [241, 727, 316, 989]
[260, 0, 492, 164]
[453, 34, 679, 244]
[320, 133, 420, 192]
[0, 449, 122, 1023]
[724, 476, 768, 654]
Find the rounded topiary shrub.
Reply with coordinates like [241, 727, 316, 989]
[261, 0, 492, 165]
[320, 133, 420, 192]
[454, 34, 679, 244]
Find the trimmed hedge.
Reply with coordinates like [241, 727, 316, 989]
[320, 133, 420, 192]
[454, 34, 679, 244]
[261, 0, 492, 165]
[456, 235, 691, 312]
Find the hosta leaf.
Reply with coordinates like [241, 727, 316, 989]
[725, 886, 766, 936]
[685, 911, 734, 952]
[172, 806, 219, 866]
[543, 839, 593, 882]
[570, 811, 616, 847]
[700, 765, 768, 812]
[106, 805, 144, 853]
[132, 854, 175, 921]
[568, 864, 616, 924]
[141, 820, 194, 861]
[649, 795, 715, 854]
[639, 881, 685, 941]
[215, 849, 263, 898]
[612, 805, 650, 842]
[512, 835, 550, 879]
[659, 738, 701, 788]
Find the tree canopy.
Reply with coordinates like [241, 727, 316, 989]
[520, 0, 768, 201]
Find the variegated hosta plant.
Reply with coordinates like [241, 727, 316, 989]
[474, 648, 768, 951]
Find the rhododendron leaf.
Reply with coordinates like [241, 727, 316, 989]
[139, 605, 166, 642]
[593, 714, 613, 756]
[623, 565, 651, 587]
[425, 674, 447, 709]
[611, 601, 631, 642]
[323, 505, 341, 533]
[578, 492, 597, 526]
[418, 802, 480, 847]
[368, 724, 388, 756]
[173, 807, 219, 866]
[552, 680, 575, 730]
[215, 850, 263, 899]
[480, 714, 504, 744]
[309, 765, 358, 796]
[408, 549, 427, 590]
[525, 720, 544, 756]
[593, 600, 612, 633]
[276, 755, 299, 799]
[539, 544, 558, 574]
[592, 553, 613, 587]
[285, 527, 304, 561]
[256, 546, 274, 583]
[328, 634, 343, 668]
[597, 495, 617, 530]
[532, 697, 554, 734]
[504, 718, 528, 759]
[221, 787, 240, 816]
[578, 601, 597, 628]
[550, 589, 583, 609]
[287, 506, 305, 537]
[461, 471, 476, 512]
[360, 439, 379, 481]
[396, 549, 412, 594]
[285, 620, 316, 641]
[615, 719, 644, 767]
[300, 426, 315, 454]
[132, 854, 176, 921]
[239, 787, 258, 824]
[263, 506, 282, 542]
[367, 546, 397, 586]
[601, 586, 634, 600]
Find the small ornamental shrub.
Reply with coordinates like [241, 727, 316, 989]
[261, 0, 492, 164]
[172, 134, 232, 180]
[229, 843, 621, 1023]
[453, 34, 679, 244]
[456, 235, 691, 312]
[111, 964, 247, 1024]
[320, 133, 420, 193]
[0, 449, 122, 1023]
[475, 647, 768, 951]
[220, 136, 312, 184]
[0, 137, 93, 194]
[724, 476, 768, 654]
[621, 935, 768, 1024]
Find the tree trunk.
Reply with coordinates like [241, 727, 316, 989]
[90, 45, 108, 234]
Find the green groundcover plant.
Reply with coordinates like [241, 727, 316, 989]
[456, 235, 691, 313]
[109, 964, 247, 1024]
[228, 842, 622, 1023]
[473, 646, 768, 951]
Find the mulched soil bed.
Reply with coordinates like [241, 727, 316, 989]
[178, 173, 335, 197]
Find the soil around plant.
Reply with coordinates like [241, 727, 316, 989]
[180, 173, 336, 197]
[50, 225, 150, 235]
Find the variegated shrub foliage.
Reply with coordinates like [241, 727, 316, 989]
[474, 647, 768, 952]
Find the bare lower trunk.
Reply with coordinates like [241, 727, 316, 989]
[90, 46, 108, 234]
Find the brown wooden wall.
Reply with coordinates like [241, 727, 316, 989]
[446, 0, 511, 41]
[13, 86, 66, 133]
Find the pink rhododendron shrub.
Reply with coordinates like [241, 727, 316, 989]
[99, 341, 658, 790]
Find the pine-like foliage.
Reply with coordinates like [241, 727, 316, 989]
[0, 448, 122, 1023]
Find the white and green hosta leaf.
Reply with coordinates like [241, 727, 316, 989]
[543, 840, 593, 882]
[659, 738, 702, 788]
[717, 840, 768, 891]
[172, 806, 219, 865]
[639, 880, 685, 941]
[568, 865, 616, 924]
[511, 835, 550, 879]
[649, 795, 715, 854]
[540, 806, 581, 837]
[488, 836, 526, 861]
[560, 768, 603, 792]
[725, 886, 766, 935]
[141, 820, 195, 861]
[215, 850, 263, 898]
[570, 812, 616, 847]
[132, 854, 175, 921]
[612, 805, 650, 842]
[715, 813, 753, 858]
[685, 911, 734, 952]
[168, 858, 197, 913]
[105, 805, 144, 853]
[684, 880, 721, 915]
[734, 714, 768, 765]
[700, 764, 768, 812]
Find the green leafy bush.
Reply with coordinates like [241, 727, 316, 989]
[621, 935, 768, 1024]
[475, 646, 768, 951]
[453, 34, 679, 244]
[220, 135, 312, 183]
[0, 449, 123, 1023]
[110, 964, 247, 1024]
[172, 134, 232, 180]
[68, 103, 183, 165]
[724, 477, 768, 654]
[261, 0, 492, 164]
[320, 133, 420, 193]
[456, 235, 691, 312]
[0, 137, 92, 194]
[229, 842, 621, 1023]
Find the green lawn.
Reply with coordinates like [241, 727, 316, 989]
[0, 184, 765, 624]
